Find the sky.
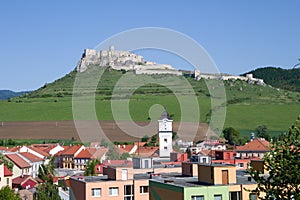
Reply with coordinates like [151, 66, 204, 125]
[1, 1, 300, 91]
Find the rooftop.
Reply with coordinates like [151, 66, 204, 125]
[5, 153, 31, 169]
[236, 138, 270, 152]
[151, 170, 257, 187]
[20, 152, 44, 162]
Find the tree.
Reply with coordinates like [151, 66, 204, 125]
[141, 135, 149, 142]
[222, 127, 240, 145]
[0, 153, 14, 171]
[84, 159, 100, 176]
[35, 156, 61, 200]
[0, 186, 21, 200]
[106, 145, 120, 160]
[256, 125, 271, 141]
[248, 116, 300, 199]
[120, 152, 130, 160]
[34, 183, 61, 200]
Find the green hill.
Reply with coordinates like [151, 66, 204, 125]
[0, 66, 300, 135]
[242, 67, 300, 92]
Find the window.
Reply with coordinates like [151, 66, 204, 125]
[91, 188, 101, 197]
[144, 160, 149, 168]
[202, 157, 207, 163]
[238, 163, 244, 168]
[249, 193, 257, 200]
[214, 195, 222, 200]
[192, 195, 204, 200]
[109, 187, 119, 196]
[122, 169, 128, 180]
[140, 186, 149, 194]
[124, 185, 134, 200]
[230, 192, 241, 200]
[164, 146, 168, 150]
[164, 138, 168, 142]
[6, 178, 9, 185]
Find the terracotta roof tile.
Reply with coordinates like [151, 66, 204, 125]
[115, 144, 136, 154]
[8, 146, 21, 152]
[135, 146, 159, 157]
[20, 152, 44, 162]
[236, 138, 270, 151]
[12, 175, 31, 185]
[5, 154, 31, 169]
[75, 149, 92, 159]
[4, 165, 13, 177]
[60, 145, 82, 156]
[102, 160, 133, 166]
[27, 146, 50, 157]
[75, 147, 108, 159]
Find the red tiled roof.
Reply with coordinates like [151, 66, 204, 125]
[134, 142, 147, 147]
[60, 145, 82, 156]
[135, 146, 159, 157]
[20, 152, 44, 162]
[0, 146, 9, 151]
[236, 138, 270, 151]
[32, 144, 60, 154]
[102, 160, 133, 166]
[12, 175, 31, 185]
[4, 165, 13, 177]
[12, 175, 38, 189]
[8, 146, 21, 152]
[75, 149, 92, 159]
[5, 154, 31, 169]
[27, 146, 50, 157]
[115, 144, 136, 154]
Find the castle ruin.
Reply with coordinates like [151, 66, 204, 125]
[75, 45, 182, 76]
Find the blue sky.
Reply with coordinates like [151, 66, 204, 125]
[1, 1, 300, 91]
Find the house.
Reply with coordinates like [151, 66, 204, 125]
[212, 150, 250, 170]
[170, 152, 188, 162]
[196, 140, 226, 151]
[236, 138, 270, 159]
[190, 150, 213, 164]
[0, 162, 13, 188]
[12, 175, 38, 190]
[18, 145, 50, 164]
[32, 143, 64, 156]
[69, 165, 149, 200]
[115, 144, 137, 155]
[58, 145, 85, 169]
[133, 157, 153, 169]
[19, 152, 44, 178]
[134, 146, 159, 157]
[74, 147, 108, 170]
[150, 163, 263, 200]
[5, 153, 31, 178]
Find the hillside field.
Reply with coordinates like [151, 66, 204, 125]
[0, 68, 299, 137]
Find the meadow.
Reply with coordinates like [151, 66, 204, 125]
[0, 68, 299, 137]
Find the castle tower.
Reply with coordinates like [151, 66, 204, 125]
[158, 109, 173, 158]
[109, 45, 115, 56]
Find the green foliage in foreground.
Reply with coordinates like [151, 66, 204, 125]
[0, 186, 21, 200]
[35, 157, 61, 200]
[84, 159, 100, 176]
[248, 116, 300, 199]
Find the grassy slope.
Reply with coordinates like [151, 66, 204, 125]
[0, 67, 299, 133]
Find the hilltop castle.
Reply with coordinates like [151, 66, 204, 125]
[75, 46, 264, 85]
[75, 45, 182, 76]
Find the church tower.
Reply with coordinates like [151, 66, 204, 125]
[158, 109, 173, 158]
